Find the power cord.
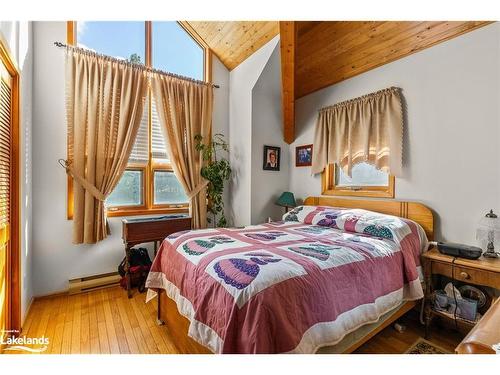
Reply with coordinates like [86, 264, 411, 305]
[451, 257, 459, 330]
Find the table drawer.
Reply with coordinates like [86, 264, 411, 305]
[432, 262, 500, 289]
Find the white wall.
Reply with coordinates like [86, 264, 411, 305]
[251, 43, 289, 223]
[0, 22, 33, 322]
[228, 36, 279, 226]
[32, 22, 230, 296]
[289, 23, 500, 246]
[212, 56, 230, 221]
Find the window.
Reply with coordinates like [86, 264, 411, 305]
[322, 163, 395, 198]
[66, 21, 211, 218]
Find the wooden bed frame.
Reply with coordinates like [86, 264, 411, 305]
[157, 196, 434, 354]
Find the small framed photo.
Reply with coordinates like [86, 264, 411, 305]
[263, 146, 280, 171]
[295, 144, 313, 167]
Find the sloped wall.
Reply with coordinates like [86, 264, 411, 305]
[228, 36, 279, 226]
[251, 43, 289, 224]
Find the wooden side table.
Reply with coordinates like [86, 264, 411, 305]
[122, 215, 192, 298]
[422, 248, 500, 338]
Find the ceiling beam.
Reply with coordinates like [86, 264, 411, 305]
[279, 21, 297, 144]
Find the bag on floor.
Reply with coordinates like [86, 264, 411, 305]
[118, 247, 152, 293]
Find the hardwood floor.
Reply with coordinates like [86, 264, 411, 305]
[354, 310, 465, 353]
[10, 286, 464, 354]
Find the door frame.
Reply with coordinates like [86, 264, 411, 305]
[0, 37, 21, 339]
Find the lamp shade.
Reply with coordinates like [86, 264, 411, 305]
[476, 209, 500, 254]
[477, 210, 500, 231]
[276, 192, 296, 208]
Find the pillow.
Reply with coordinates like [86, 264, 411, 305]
[283, 205, 428, 249]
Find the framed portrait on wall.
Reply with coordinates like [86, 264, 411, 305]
[295, 144, 313, 167]
[263, 146, 280, 171]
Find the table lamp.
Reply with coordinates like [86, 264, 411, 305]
[276, 192, 296, 213]
[477, 209, 500, 258]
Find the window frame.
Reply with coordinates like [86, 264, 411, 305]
[321, 163, 395, 198]
[66, 21, 211, 219]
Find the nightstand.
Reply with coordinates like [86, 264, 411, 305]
[421, 248, 500, 338]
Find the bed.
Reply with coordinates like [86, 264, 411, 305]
[145, 196, 434, 354]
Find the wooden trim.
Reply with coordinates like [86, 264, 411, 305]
[66, 21, 75, 45]
[0, 38, 21, 337]
[145, 21, 152, 67]
[66, 22, 75, 220]
[108, 207, 188, 218]
[178, 21, 212, 84]
[322, 164, 395, 198]
[303, 196, 434, 240]
[279, 21, 296, 144]
[32, 290, 69, 301]
[423, 248, 500, 274]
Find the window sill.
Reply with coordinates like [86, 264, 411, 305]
[107, 206, 189, 218]
[321, 164, 395, 198]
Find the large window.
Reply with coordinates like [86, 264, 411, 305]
[67, 21, 210, 218]
[322, 163, 395, 198]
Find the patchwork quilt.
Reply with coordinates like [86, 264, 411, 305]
[145, 205, 428, 353]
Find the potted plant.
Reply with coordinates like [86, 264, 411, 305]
[195, 133, 231, 227]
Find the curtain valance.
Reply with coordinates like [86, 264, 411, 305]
[311, 87, 403, 177]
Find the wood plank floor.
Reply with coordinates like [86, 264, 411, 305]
[10, 286, 464, 354]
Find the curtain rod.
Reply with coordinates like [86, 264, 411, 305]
[53, 41, 220, 89]
[319, 86, 401, 112]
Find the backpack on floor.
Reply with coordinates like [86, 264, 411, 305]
[118, 247, 152, 293]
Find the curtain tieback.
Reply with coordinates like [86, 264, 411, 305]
[58, 159, 106, 202]
[187, 179, 209, 200]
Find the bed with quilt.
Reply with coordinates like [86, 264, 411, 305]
[145, 202, 431, 354]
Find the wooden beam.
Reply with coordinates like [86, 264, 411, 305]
[279, 21, 296, 144]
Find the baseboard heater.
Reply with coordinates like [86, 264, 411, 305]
[68, 272, 121, 295]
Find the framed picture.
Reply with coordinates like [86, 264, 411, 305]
[295, 144, 313, 167]
[263, 146, 280, 171]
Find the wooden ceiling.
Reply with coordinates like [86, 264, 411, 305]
[295, 21, 491, 98]
[280, 21, 492, 143]
[185, 21, 279, 70]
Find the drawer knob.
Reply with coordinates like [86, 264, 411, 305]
[459, 271, 470, 279]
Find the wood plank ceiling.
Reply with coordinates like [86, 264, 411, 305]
[186, 21, 279, 70]
[295, 21, 491, 98]
[280, 21, 492, 143]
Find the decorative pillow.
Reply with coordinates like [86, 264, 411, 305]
[283, 205, 428, 248]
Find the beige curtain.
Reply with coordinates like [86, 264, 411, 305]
[151, 74, 213, 229]
[66, 49, 148, 244]
[311, 87, 403, 177]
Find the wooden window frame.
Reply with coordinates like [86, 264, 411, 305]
[0, 36, 21, 340]
[322, 163, 395, 198]
[66, 21, 211, 219]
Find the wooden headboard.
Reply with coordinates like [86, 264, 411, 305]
[304, 196, 434, 240]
